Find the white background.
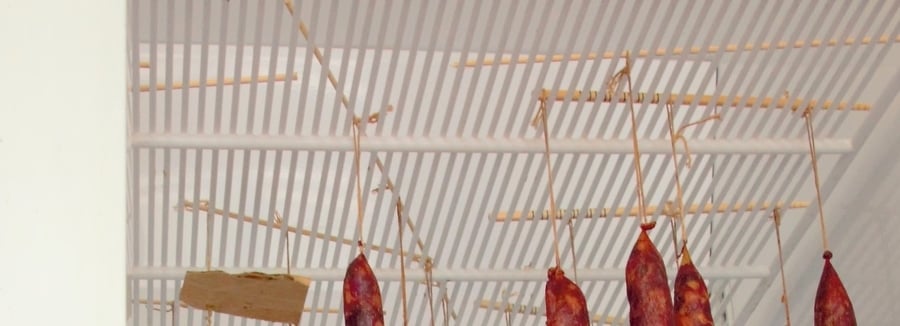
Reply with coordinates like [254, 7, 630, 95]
[0, 0, 126, 324]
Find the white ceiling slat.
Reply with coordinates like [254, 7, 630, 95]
[178, 0, 197, 134]
[356, 1, 395, 137]
[459, 153, 505, 268]
[372, 1, 410, 137]
[226, 0, 249, 135]
[260, 0, 283, 136]
[146, 0, 159, 134]
[161, 0, 175, 133]
[710, 1, 786, 140]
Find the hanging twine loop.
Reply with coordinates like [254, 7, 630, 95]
[801, 107, 830, 254]
[772, 208, 792, 326]
[612, 51, 650, 226]
[664, 102, 720, 255]
[673, 112, 722, 168]
[664, 200, 684, 260]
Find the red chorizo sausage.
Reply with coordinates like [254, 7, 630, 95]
[343, 253, 385, 326]
[545, 266, 590, 325]
[814, 251, 856, 326]
[674, 246, 713, 326]
[626, 222, 675, 326]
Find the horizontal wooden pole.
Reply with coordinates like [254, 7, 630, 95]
[455, 34, 900, 67]
[138, 72, 298, 92]
[538, 89, 870, 111]
[182, 200, 426, 263]
[478, 300, 622, 325]
[495, 201, 809, 221]
[139, 61, 150, 68]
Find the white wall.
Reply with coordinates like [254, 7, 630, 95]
[0, 0, 126, 325]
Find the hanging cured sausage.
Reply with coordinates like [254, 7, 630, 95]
[343, 253, 385, 326]
[814, 251, 856, 326]
[674, 245, 713, 326]
[545, 266, 590, 326]
[626, 222, 675, 326]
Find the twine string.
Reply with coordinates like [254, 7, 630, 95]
[567, 218, 578, 281]
[772, 208, 792, 326]
[204, 201, 213, 326]
[395, 201, 409, 326]
[274, 211, 291, 275]
[425, 258, 436, 326]
[618, 52, 649, 225]
[352, 118, 366, 252]
[536, 99, 562, 267]
[803, 109, 829, 252]
[665, 103, 690, 250]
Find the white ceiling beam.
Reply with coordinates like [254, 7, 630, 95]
[130, 133, 853, 155]
[129, 265, 769, 282]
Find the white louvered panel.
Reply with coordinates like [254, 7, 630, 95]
[126, 0, 899, 325]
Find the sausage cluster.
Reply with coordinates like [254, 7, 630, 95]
[626, 222, 675, 326]
[343, 253, 385, 326]
[814, 251, 856, 326]
[545, 266, 590, 325]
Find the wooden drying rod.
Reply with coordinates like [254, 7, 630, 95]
[181, 200, 426, 263]
[478, 300, 623, 325]
[455, 34, 900, 67]
[138, 72, 298, 92]
[133, 299, 340, 314]
[537, 89, 871, 111]
[139, 61, 151, 68]
[495, 201, 809, 221]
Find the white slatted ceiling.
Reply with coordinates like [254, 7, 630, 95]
[126, 1, 899, 325]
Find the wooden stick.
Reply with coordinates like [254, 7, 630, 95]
[182, 200, 425, 263]
[139, 61, 151, 69]
[138, 72, 298, 92]
[133, 299, 340, 314]
[455, 34, 900, 67]
[478, 300, 623, 325]
[537, 89, 870, 111]
[494, 201, 809, 221]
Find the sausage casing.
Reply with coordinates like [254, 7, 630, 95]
[545, 266, 590, 325]
[674, 246, 713, 326]
[343, 253, 385, 326]
[814, 251, 856, 326]
[626, 223, 675, 326]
